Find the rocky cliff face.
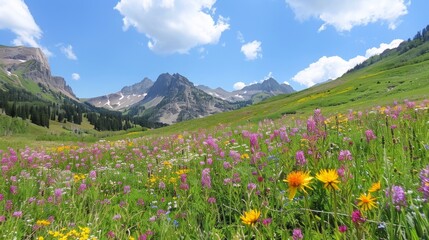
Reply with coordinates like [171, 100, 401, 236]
[0, 46, 77, 100]
[85, 78, 154, 111]
[132, 73, 239, 124]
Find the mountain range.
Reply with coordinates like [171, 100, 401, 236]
[0, 45, 295, 126]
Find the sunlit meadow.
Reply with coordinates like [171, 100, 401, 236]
[1, 99, 429, 239]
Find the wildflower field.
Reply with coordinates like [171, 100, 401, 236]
[1, 99, 429, 239]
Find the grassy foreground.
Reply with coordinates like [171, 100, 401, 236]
[0, 99, 428, 239]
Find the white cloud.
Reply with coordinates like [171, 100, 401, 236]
[233, 82, 246, 90]
[264, 71, 274, 80]
[241, 40, 262, 61]
[0, 0, 51, 56]
[60, 44, 77, 60]
[285, 0, 408, 31]
[71, 73, 80, 81]
[365, 39, 403, 57]
[291, 39, 403, 87]
[114, 0, 229, 54]
[283, 81, 290, 85]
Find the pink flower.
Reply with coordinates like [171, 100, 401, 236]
[365, 129, 377, 142]
[10, 185, 18, 195]
[207, 197, 216, 204]
[12, 211, 22, 218]
[292, 228, 303, 240]
[201, 168, 211, 189]
[351, 210, 365, 225]
[339, 225, 347, 233]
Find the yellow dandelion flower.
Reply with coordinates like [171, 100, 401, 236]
[240, 209, 261, 226]
[37, 237, 44, 240]
[357, 193, 377, 211]
[162, 161, 173, 168]
[283, 171, 313, 200]
[316, 169, 340, 191]
[368, 181, 381, 192]
[241, 153, 250, 159]
[175, 169, 190, 175]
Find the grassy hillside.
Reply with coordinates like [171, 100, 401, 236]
[116, 34, 429, 138]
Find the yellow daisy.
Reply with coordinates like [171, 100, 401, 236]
[368, 181, 381, 192]
[357, 193, 377, 211]
[240, 209, 261, 226]
[316, 169, 340, 191]
[283, 171, 313, 200]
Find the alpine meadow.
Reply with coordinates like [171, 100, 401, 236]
[1, 1, 429, 239]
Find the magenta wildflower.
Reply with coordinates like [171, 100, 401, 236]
[158, 181, 166, 189]
[5, 200, 13, 211]
[338, 150, 352, 161]
[365, 129, 377, 142]
[295, 150, 307, 166]
[0, 194, 3, 201]
[0, 215, 5, 223]
[107, 231, 116, 238]
[307, 117, 317, 133]
[262, 218, 272, 226]
[180, 174, 187, 183]
[339, 225, 348, 233]
[112, 214, 121, 220]
[292, 228, 303, 240]
[10, 185, 18, 195]
[223, 161, 232, 170]
[351, 210, 365, 225]
[249, 133, 260, 153]
[201, 168, 212, 189]
[179, 183, 189, 190]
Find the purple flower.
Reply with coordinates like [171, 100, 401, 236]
[365, 129, 377, 142]
[0, 194, 4, 201]
[292, 228, 303, 240]
[295, 150, 307, 166]
[0, 215, 5, 222]
[247, 183, 257, 191]
[180, 183, 189, 191]
[386, 185, 407, 210]
[12, 211, 22, 218]
[201, 168, 212, 189]
[180, 174, 187, 183]
[250, 133, 259, 152]
[338, 150, 352, 161]
[419, 165, 429, 202]
[89, 170, 97, 180]
[158, 181, 166, 189]
[207, 197, 216, 204]
[307, 117, 317, 133]
[112, 214, 121, 220]
[223, 161, 232, 170]
[78, 183, 87, 194]
[124, 185, 131, 194]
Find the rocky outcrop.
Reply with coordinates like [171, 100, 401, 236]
[85, 78, 154, 111]
[0, 46, 77, 100]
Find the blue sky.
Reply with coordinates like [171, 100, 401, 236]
[0, 0, 428, 98]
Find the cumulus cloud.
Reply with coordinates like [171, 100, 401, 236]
[0, 0, 51, 56]
[60, 44, 77, 60]
[285, 0, 408, 31]
[241, 40, 262, 61]
[71, 73, 80, 81]
[233, 82, 246, 90]
[114, 0, 229, 54]
[292, 39, 403, 87]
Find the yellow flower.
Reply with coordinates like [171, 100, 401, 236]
[162, 161, 173, 168]
[241, 153, 250, 159]
[284, 171, 313, 200]
[175, 169, 190, 175]
[368, 181, 381, 192]
[36, 219, 51, 226]
[73, 173, 86, 183]
[37, 237, 44, 240]
[240, 209, 261, 226]
[316, 169, 340, 191]
[357, 193, 377, 211]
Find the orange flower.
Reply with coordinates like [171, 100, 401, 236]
[284, 171, 313, 199]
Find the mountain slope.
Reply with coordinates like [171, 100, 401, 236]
[0, 46, 77, 100]
[129, 73, 242, 124]
[197, 77, 295, 103]
[136, 25, 429, 135]
[85, 78, 153, 111]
